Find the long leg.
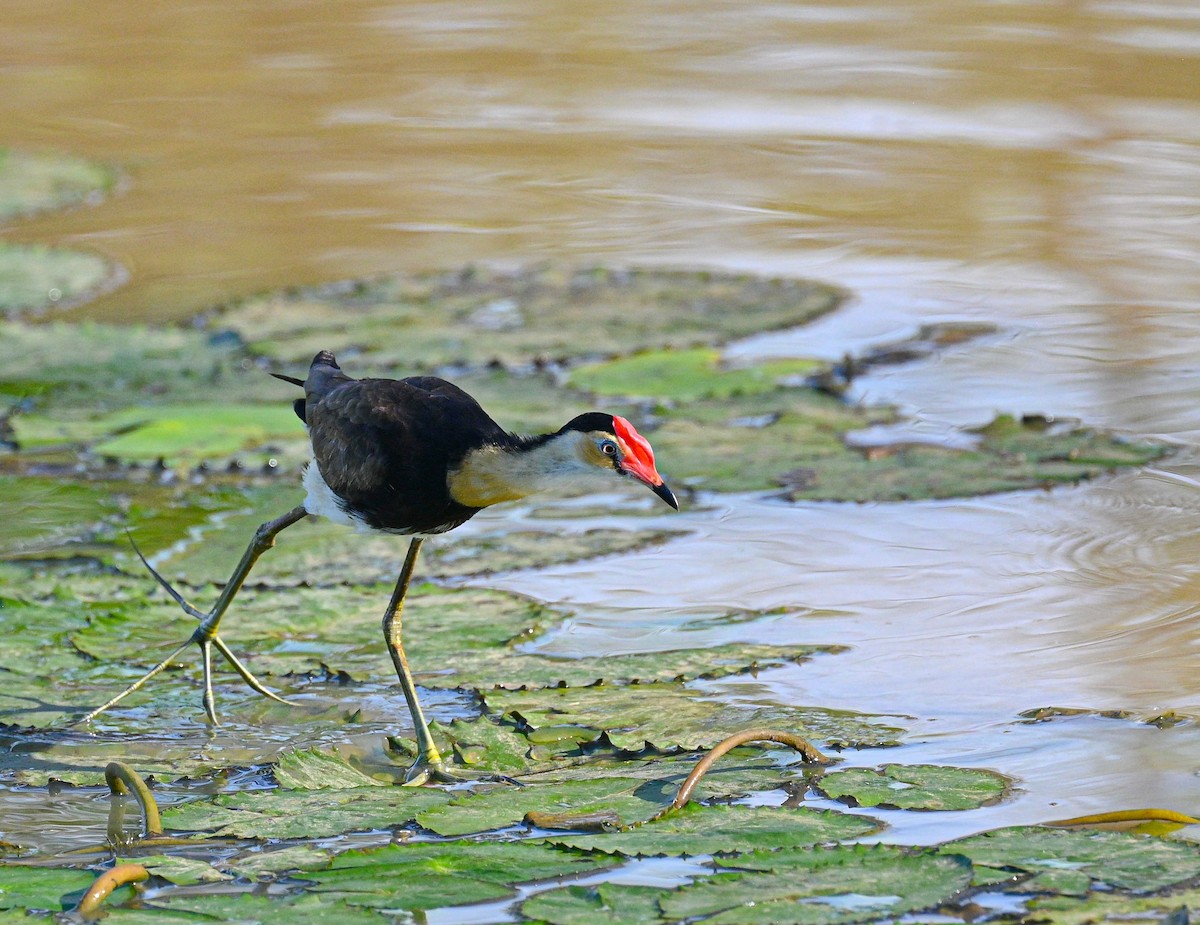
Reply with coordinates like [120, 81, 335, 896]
[381, 539, 521, 787]
[73, 505, 309, 727]
[381, 538, 446, 782]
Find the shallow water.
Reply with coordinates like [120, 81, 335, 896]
[5, 0, 1200, 856]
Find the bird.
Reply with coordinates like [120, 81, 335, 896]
[79, 350, 679, 783]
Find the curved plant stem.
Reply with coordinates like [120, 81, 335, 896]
[75, 863, 149, 920]
[670, 728, 831, 811]
[1043, 808, 1200, 827]
[105, 761, 163, 839]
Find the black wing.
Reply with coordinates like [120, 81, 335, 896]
[305, 369, 508, 534]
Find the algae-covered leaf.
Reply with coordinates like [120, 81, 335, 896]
[415, 777, 657, 837]
[0, 243, 115, 316]
[0, 866, 95, 911]
[0, 148, 114, 222]
[224, 845, 333, 879]
[87, 403, 301, 464]
[220, 265, 843, 367]
[162, 786, 452, 839]
[940, 825, 1200, 892]
[815, 764, 1011, 811]
[668, 844, 972, 924]
[483, 682, 904, 751]
[1026, 885, 1200, 924]
[522, 883, 670, 925]
[111, 893, 386, 925]
[119, 855, 230, 886]
[570, 348, 819, 402]
[303, 840, 611, 911]
[547, 802, 881, 857]
[273, 747, 388, 790]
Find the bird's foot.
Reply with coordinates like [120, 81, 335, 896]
[70, 539, 294, 727]
[402, 755, 522, 788]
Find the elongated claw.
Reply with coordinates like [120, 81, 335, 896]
[73, 507, 308, 727]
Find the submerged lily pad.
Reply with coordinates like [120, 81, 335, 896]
[484, 682, 905, 752]
[815, 764, 1011, 811]
[940, 825, 1200, 891]
[219, 265, 843, 368]
[662, 844, 972, 925]
[547, 802, 882, 857]
[0, 148, 115, 222]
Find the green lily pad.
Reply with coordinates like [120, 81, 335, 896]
[118, 854, 230, 886]
[814, 764, 1011, 811]
[0, 320, 275, 407]
[522, 883, 670, 925]
[220, 265, 842, 368]
[665, 844, 973, 924]
[484, 682, 905, 752]
[547, 803, 881, 857]
[273, 747, 389, 790]
[940, 825, 1200, 892]
[162, 785, 452, 840]
[105, 893, 387, 925]
[652, 400, 1166, 496]
[570, 348, 820, 402]
[1027, 885, 1200, 924]
[0, 149, 114, 223]
[224, 845, 333, 879]
[0, 866, 95, 911]
[302, 840, 612, 911]
[415, 777, 659, 837]
[0, 243, 115, 316]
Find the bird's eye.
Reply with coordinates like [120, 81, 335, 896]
[601, 440, 618, 457]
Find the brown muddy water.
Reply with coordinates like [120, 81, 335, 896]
[5, 0, 1200, 853]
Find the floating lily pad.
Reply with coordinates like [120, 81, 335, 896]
[103, 893, 386, 925]
[0, 243, 116, 316]
[652, 401, 1166, 496]
[0, 149, 115, 222]
[81, 403, 301, 464]
[1026, 885, 1200, 923]
[415, 777, 659, 837]
[663, 844, 973, 924]
[484, 682, 905, 751]
[118, 854, 230, 886]
[547, 802, 881, 857]
[219, 265, 843, 368]
[162, 785, 452, 840]
[570, 348, 820, 402]
[814, 764, 1011, 811]
[523, 883, 670, 925]
[302, 840, 612, 911]
[273, 747, 389, 790]
[940, 825, 1200, 891]
[0, 866, 95, 912]
[224, 845, 333, 879]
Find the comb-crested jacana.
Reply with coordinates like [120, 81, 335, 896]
[80, 350, 679, 783]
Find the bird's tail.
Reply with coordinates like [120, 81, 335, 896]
[273, 351, 351, 424]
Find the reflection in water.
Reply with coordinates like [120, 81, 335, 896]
[4, 0, 1200, 847]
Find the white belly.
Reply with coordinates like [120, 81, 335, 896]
[302, 461, 370, 530]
